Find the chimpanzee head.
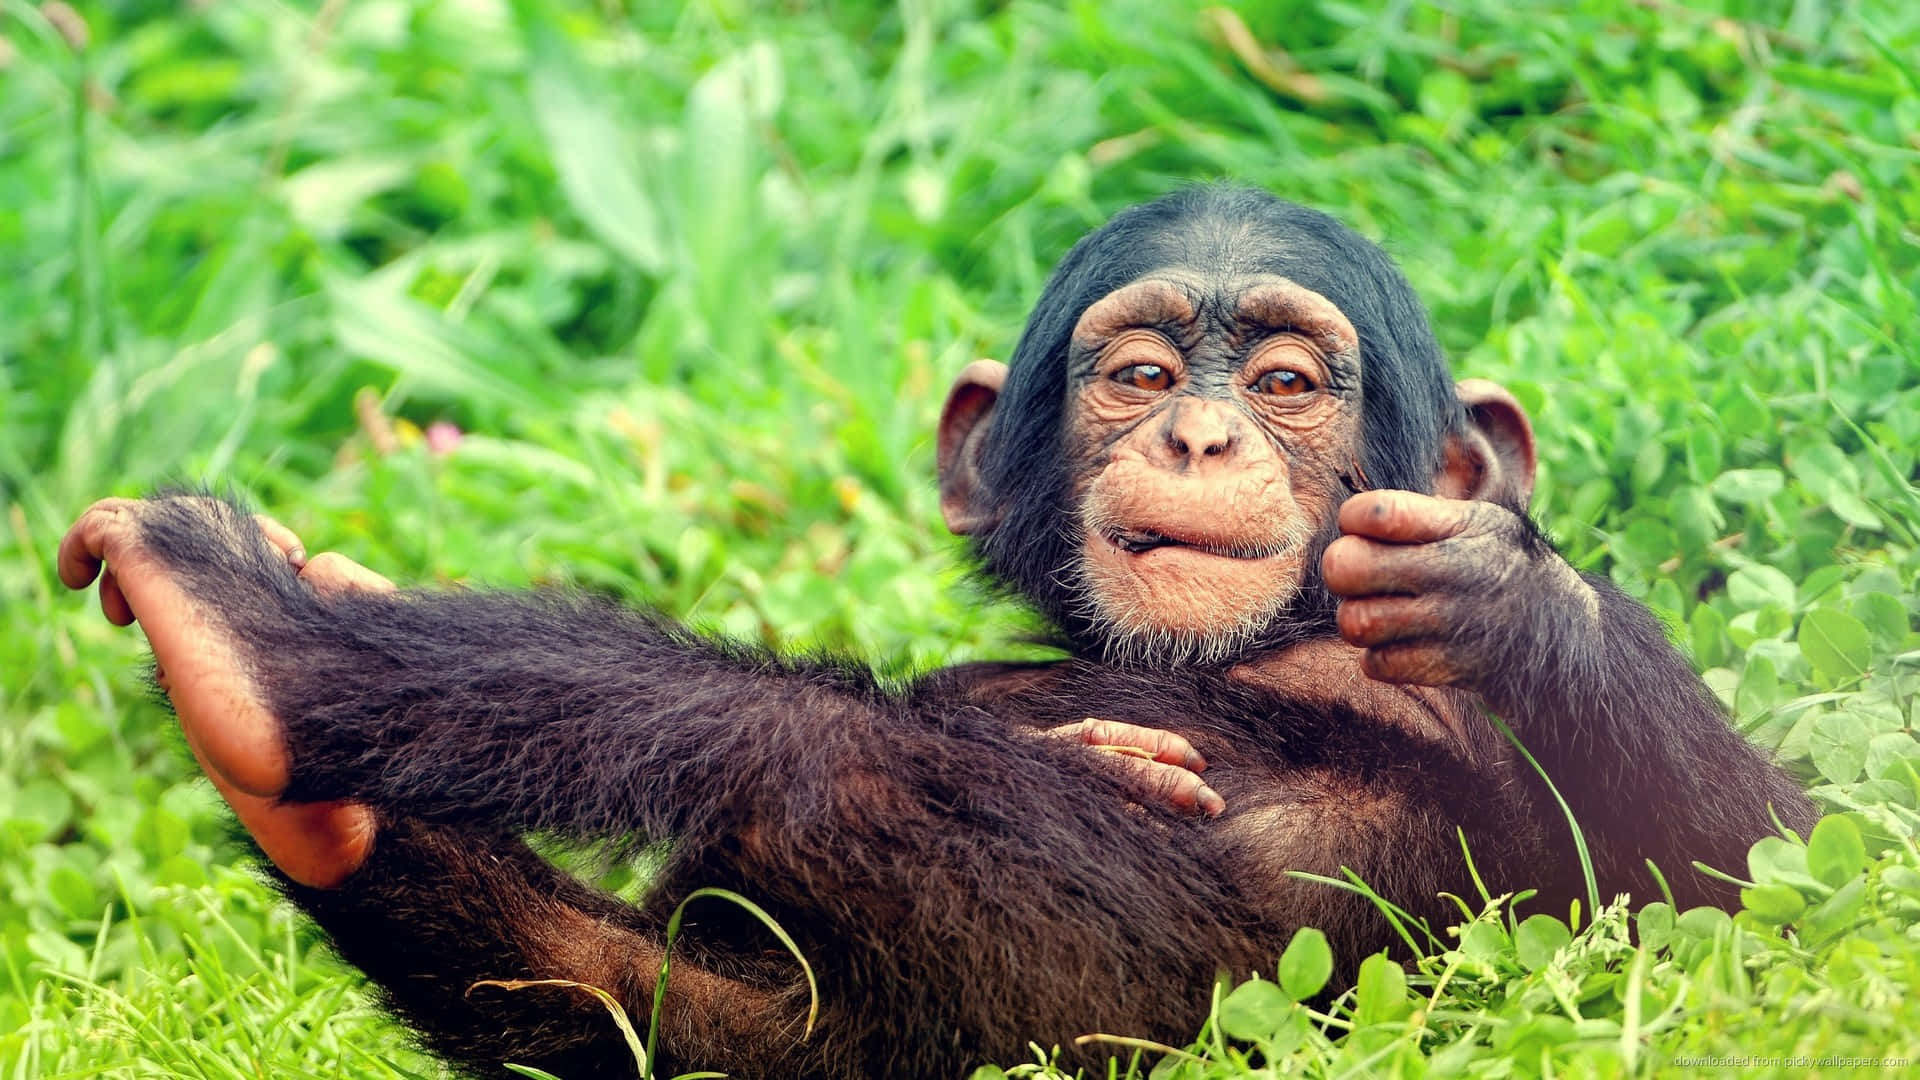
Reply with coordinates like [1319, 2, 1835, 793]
[938, 186, 1534, 666]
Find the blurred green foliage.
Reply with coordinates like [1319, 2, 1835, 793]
[2, 0, 1918, 1075]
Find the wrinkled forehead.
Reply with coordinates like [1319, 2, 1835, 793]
[1069, 272, 1360, 359]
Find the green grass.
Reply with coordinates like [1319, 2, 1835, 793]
[3, 0, 1918, 1075]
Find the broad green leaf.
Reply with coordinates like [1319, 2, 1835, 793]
[1685, 424, 1724, 482]
[1866, 732, 1920, 782]
[1647, 578, 1685, 623]
[1753, 607, 1794, 639]
[46, 866, 97, 921]
[1671, 484, 1725, 551]
[1417, 68, 1473, 131]
[1636, 902, 1675, 952]
[1883, 866, 1920, 899]
[1277, 927, 1332, 999]
[1851, 591, 1910, 647]
[1568, 477, 1616, 526]
[1806, 816, 1867, 889]
[1218, 978, 1291, 1040]
[1748, 836, 1820, 892]
[1613, 519, 1677, 573]
[1739, 883, 1807, 924]
[1630, 437, 1667, 493]
[1264, 1009, 1312, 1058]
[521, 18, 666, 274]
[283, 157, 412, 236]
[1798, 608, 1872, 687]
[1827, 489, 1884, 531]
[1810, 708, 1871, 784]
[1674, 905, 1732, 941]
[1796, 565, 1851, 607]
[1727, 566, 1796, 612]
[1789, 440, 1861, 498]
[1689, 603, 1728, 667]
[684, 57, 755, 270]
[154, 855, 206, 888]
[1842, 778, 1915, 811]
[1735, 654, 1778, 714]
[1652, 68, 1701, 122]
[328, 277, 555, 407]
[9, 780, 73, 843]
[1459, 919, 1510, 962]
[1514, 914, 1572, 972]
[132, 808, 190, 860]
[1352, 952, 1409, 1025]
[1711, 468, 1784, 504]
[1800, 878, 1869, 943]
[51, 701, 110, 755]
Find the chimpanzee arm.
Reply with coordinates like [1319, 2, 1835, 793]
[1324, 490, 1816, 909]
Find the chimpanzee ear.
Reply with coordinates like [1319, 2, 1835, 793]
[938, 360, 1009, 535]
[1434, 379, 1536, 511]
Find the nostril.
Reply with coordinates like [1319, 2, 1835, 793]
[1169, 437, 1189, 456]
[1203, 441, 1226, 457]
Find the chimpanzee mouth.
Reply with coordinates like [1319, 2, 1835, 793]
[1100, 527, 1281, 561]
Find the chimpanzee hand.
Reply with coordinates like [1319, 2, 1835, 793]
[58, 497, 386, 888]
[1320, 490, 1598, 704]
[1041, 718, 1224, 817]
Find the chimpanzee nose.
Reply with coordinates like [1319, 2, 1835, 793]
[1157, 402, 1237, 467]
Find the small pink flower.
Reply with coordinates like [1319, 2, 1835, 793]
[426, 421, 464, 456]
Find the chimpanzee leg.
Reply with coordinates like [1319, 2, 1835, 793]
[282, 819, 819, 1079]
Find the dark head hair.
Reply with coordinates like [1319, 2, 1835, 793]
[972, 185, 1462, 638]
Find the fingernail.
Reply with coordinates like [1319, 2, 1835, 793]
[1199, 787, 1225, 816]
[288, 546, 307, 570]
[1186, 751, 1208, 773]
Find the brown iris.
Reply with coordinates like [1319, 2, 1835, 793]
[1113, 364, 1173, 391]
[1252, 370, 1314, 396]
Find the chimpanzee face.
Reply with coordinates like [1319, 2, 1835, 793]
[936, 188, 1515, 668]
[1060, 271, 1363, 664]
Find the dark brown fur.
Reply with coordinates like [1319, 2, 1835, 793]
[122, 188, 1813, 1079]
[133, 493, 1810, 1079]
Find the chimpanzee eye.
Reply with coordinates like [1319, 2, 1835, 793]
[1113, 364, 1173, 392]
[1252, 370, 1315, 396]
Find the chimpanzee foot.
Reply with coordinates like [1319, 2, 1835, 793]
[58, 497, 378, 887]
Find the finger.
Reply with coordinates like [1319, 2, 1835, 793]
[1115, 757, 1225, 817]
[253, 514, 307, 570]
[99, 569, 135, 626]
[1359, 643, 1464, 688]
[1337, 490, 1477, 545]
[1336, 595, 1449, 649]
[1321, 534, 1475, 599]
[300, 551, 397, 596]
[1054, 718, 1206, 771]
[57, 498, 139, 589]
